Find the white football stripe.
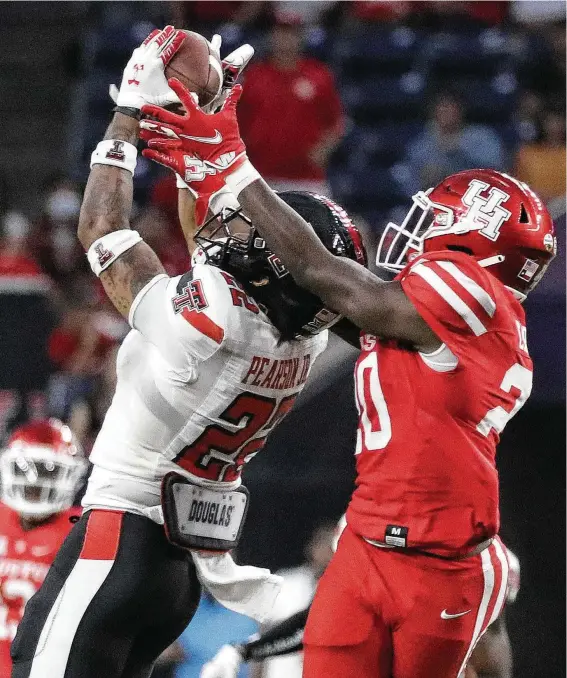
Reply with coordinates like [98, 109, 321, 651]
[29, 559, 114, 677]
[411, 264, 487, 336]
[487, 538, 510, 627]
[457, 547, 495, 677]
[436, 261, 496, 317]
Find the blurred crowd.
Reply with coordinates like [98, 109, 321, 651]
[2, 3, 564, 441]
[0, 2, 564, 675]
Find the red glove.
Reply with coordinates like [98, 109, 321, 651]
[140, 79, 251, 222]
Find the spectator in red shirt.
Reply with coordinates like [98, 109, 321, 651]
[238, 14, 344, 195]
[0, 211, 44, 278]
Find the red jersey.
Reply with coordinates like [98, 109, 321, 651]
[0, 504, 76, 674]
[347, 251, 532, 556]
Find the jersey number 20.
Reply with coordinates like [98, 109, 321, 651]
[355, 355, 532, 452]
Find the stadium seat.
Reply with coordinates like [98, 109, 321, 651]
[341, 74, 425, 125]
[335, 27, 422, 79]
[418, 29, 511, 80]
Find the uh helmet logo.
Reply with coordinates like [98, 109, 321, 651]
[432, 179, 512, 242]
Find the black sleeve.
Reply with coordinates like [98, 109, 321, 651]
[240, 608, 310, 662]
[331, 318, 361, 349]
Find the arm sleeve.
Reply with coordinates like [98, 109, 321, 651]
[241, 608, 309, 662]
[400, 255, 498, 359]
[129, 265, 232, 369]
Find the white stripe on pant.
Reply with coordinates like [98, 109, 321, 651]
[28, 559, 114, 678]
[456, 547, 495, 677]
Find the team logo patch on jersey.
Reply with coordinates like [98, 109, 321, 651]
[172, 274, 208, 314]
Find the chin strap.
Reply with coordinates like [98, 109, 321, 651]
[477, 254, 505, 268]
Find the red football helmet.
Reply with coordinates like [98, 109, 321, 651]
[376, 169, 557, 299]
[0, 419, 87, 519]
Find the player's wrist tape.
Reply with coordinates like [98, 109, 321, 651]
[87, 229, 142, 276]
[91, 139, 138, 175]
[210, 185, 240, 213]
[112, 105, 142, 121]
[225, 159, 261, 197]
[176, 173, 189, 189]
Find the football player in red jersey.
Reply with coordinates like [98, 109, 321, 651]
[140, 76, 556, 678]
[0, 419, 86, 675]
[201, 518, 521, 678]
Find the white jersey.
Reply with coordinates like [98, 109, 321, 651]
[82, 263, 327, 517]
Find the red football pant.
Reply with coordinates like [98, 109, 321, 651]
[303, 526, 509, 678]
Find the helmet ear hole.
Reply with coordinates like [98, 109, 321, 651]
[519, 204, 529, 224]
[446, 244, 473, 255]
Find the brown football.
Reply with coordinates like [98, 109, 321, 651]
[164, 30, 222, 107]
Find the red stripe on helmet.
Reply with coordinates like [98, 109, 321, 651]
[312, 194, 367, 267]
[344, 222, 367, 267]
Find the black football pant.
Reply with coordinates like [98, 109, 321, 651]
[11, 510, 201, 678]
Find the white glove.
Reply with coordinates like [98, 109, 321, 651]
[113, 25, 185, 111]
[200, 645, 243, 678]
[202, 34, 254, 113]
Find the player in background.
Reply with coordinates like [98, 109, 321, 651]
[0, 419, 86, 675]
[12, 28, 367, 678]
[201, 518, 521, 678]
[140, 73, 556, 678]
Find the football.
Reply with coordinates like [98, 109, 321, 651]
[165, 30, 223, 107]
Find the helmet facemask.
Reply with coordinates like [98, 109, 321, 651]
[0, 446, 87, 519]
[376, 189, 507, 273]
[193, 203, 344, 338]
[376, 190, 442, 273]
[193, 206, 254, 269]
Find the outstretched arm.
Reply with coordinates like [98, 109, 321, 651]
[77, 113, 165, 318]
[140, 81, 440, 352]
[235, 179, 439, 351]
[78, 26, 188, 318]
[177, 185, 199, 257]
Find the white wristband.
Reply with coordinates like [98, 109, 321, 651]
[91, 140, 138, 175]
[225, 159, 261, 198]
[87, 230, 143, 276]
[210, 185, 240, 213]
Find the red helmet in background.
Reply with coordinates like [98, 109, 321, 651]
[376, 169, 557, 299]
[0, 419, 87, 519]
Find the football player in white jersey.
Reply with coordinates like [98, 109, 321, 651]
[11, 28, 366, 678]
